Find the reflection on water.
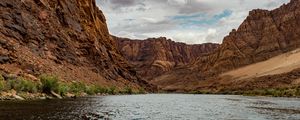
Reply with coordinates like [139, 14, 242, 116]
[0, 94, 299, 120]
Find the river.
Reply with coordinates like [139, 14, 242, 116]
[0, 94, 299, 120]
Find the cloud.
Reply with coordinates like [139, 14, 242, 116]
[109, 0, 139, 7]
[96, 0, 289, 44]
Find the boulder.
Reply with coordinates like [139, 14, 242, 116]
[50, 91, 62, 99]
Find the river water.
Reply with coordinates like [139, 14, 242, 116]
[0, 94, 299, 120]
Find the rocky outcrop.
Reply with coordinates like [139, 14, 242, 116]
[0, 0, 151, 89]
[152, 0, 300, 91]
[198, 0, 300, 76]
[114, 36, 219, 80]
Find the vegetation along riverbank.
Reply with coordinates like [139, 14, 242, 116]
[190, 86, 300, 97]
[0, 74, 146, 101]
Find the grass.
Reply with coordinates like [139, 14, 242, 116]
[107, 86, 116, 95]
[226, 86, 300, 97]
[0, 80, 4, 91]
[0, 74, 4, 91]
[85, 85, 108, 95]
[57, 83, 70, 96]
[40, 75, 59, 94]
[297, 87, 300, 96]
[190, 90, 213, 94]
[17, 79, 38, 93]
[137, 87, 146, 94]
[122, 86, 133, 94]
[189, 86, 300, 97]
[5, 78, 39, 93]
[0, 74, 142, 98]
[70, 82, 86, 93]
[0, 75, 4, 81]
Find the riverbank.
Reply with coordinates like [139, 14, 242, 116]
[190, 86, 300, 97]
[1, 74, 299, 101]
[0, 74, 146, 101]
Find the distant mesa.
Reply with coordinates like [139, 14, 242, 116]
[113, 36, 219, 80]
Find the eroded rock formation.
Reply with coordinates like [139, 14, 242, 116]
[114, 36, 219, 80]
[0, 0, 151, 89]
[152, 0, 300, 91]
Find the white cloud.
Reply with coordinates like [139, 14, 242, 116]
[96, 0, 290, 44]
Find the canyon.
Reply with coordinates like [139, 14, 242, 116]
[1, 0, 300, 119]
[115, 36, 219, 80]
[150, 0, 300, 92]
[0, 0, 299, 94]
[0, 0, 152, 90]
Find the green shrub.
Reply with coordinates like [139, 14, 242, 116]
[84, 85, 109, 95]
[3, 78, 38, 93]
[107, 86, 116, 95]
[283, 89, 297, 97]
[0, 74, 3, 91]
[70, 82, 86, 93]
[138, 87, 146, 94]
[123, 86, 133, 94]
[190, 90, 211, 94]
[95, 86, 107, 94]
[6, 79, 23, 91]
[238, 87, 300, 97]
[58, 83, 70, 96]
[264, 89, 276, 96]
[40, 75, 59, 93]
[6, 79, 17, 90]
[296, 86, 300, 96]
[0, 81, 4, 91]
[0, 74, 4, 81]
[85, 85, 96, 95]
[18, 79, 38, 93]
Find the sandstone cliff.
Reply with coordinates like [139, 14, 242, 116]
[152, 0, 300, 92]
[0, 0, 150, 89]
[114, 36, 219, 80]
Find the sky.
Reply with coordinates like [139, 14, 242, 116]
[96, 0, 290, 44]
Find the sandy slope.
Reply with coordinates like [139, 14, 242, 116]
[221, 49, 300, 80]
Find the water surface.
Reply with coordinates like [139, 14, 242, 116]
[0, 94, 299, 120]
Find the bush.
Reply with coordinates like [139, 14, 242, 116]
[70, 82, 86, 93]
[138, 87, 146, 94]
[0, 81, 4, 91]
[6, 79, 17, 90]
[40, 75, 59, 93]
[3, 78, 38, 93]
[107, 86, 116, 95]
[123, 86, 133, 94]
[18, 79, 38, 93]
[0, 74, 4, 81]
[190, 90, 211, 94]
[296, 88, 300, 96]
[84, 85, 105, 95]
[58, 83, 70, 96]
[85, 85, 96, 95]
[94, 86, 107, 94]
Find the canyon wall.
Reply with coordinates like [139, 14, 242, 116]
[0, 0, 151, 89]
[152, 0, 300, 91]
[115, 36, 219, 80]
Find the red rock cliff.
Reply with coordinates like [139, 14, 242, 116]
[0, 0, 150, 88]
[114, 36, 219, 80]
[152, 0, 300, 91]
[198, 0, 300, 76]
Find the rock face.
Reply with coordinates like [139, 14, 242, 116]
[152, 0, 300, 91]
[0, 0, 150, 88]
[199, 0, 300, 76]
[115, 36, 219, 80]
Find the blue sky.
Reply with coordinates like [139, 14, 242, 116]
[97, 0, 289, 44]
[172, 9, 232, 29]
